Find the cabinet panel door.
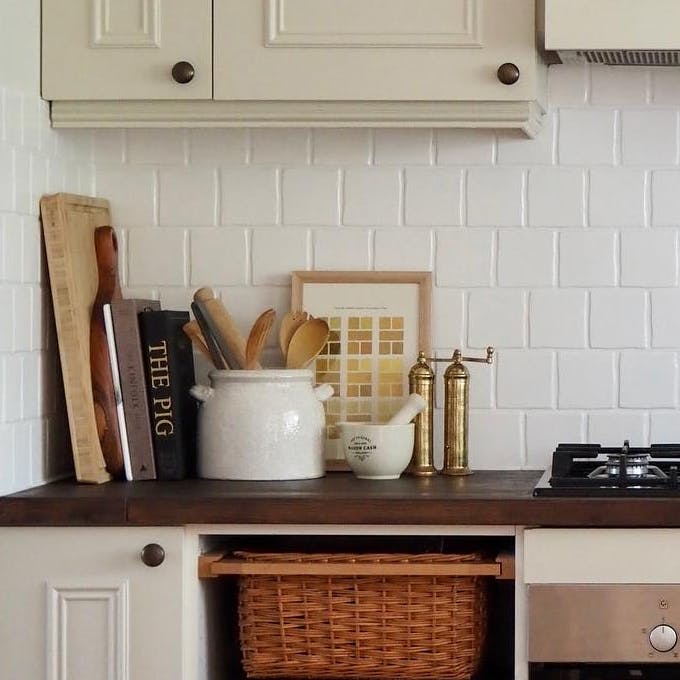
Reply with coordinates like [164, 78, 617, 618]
[0, 527, 185, 680]
[43, 0, 211, 100]
[215, 0, 537, 101]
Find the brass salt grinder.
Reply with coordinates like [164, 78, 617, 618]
[408, 347, 495, 476]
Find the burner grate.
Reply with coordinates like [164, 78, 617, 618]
[534, 440, 680, 496]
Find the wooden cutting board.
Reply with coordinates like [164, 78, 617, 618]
[40, 193, 112, 483]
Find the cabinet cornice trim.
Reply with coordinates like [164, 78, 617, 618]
[50, 100, 545, 137]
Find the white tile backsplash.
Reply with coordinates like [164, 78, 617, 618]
[589, 169, 647, 228]
[468, 290, 526, 348]
[12, 60, 680, 491]
[221, 167, 279, 226]
[651, 171, 680, 227]
[312, 228, 372, 270]
[590, 67, 649, 106]
[559, 230, 618, 287]
[497, 230, 556, 287]
[343, 168, 401, 226]
[651, 289, 680, 347]
[404, 168, 462, 226]
[159, 167, 217, 227]
[528, 168, 585, 228]
[619, 351, 678, 408]
[558, 352, 617, 409]
[282, 168, 340, 226]
[621, 110, 678, 166]
[467, 168, 524, 227]
[590, 289, 648, 348]
[529, 290, 587, 348]
[620, 230, 678, 287]
[374, 229, 432, 271]
[496, 350, 554, 408]
[436, 229, 494, 288]
[588, 411, 648, 447]
[558, 109, 616, 166]
[190, 228, 248, 287]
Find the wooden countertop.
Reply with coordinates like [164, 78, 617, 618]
[3, 471, 680, 527]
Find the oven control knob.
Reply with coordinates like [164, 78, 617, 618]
[649, 624, 678, 652]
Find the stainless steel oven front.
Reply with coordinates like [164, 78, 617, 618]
[529, 585, 680, 679]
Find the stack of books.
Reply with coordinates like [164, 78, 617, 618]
[103, 301, 197, 480]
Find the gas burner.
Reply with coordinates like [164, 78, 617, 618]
[533, 441, 680, 497]
[586, 440, 664, 480]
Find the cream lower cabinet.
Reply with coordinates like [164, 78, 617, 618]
[44, 0, 545, 133]
[0, 527, 186, 680]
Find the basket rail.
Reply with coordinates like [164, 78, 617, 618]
[198, 552, 514, 579]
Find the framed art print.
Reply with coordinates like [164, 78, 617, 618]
[291, 271, 431, 470]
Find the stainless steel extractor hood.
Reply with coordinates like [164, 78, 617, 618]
[545, 0, 680, 65]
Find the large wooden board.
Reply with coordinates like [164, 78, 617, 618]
[40, 194, 112, 483]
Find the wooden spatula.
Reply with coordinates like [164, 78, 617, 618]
[286, 318, 330, 369]
[278, 310, 308, 359]
[246, 309, 276, 369]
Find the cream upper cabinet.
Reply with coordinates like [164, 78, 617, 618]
[42, 0, 212, 100]
[0, 527, 186, 680]
[215, 0, 538, 102]
[43, 0, 545, 133]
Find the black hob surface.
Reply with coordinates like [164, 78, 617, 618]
[533, 442, 680, 497]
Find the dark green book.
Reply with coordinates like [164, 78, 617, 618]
[138, 310, 197, 480]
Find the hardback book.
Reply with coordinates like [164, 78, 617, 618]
[138, 309, 197, 480]
[108, 299, 161, 480]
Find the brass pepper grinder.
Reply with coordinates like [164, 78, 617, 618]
[430, 347, 495, 476]
[407, 352, 437, 476]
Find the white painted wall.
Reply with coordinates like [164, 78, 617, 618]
[3, 0, 680, 489]
[0, 0, 93, 493]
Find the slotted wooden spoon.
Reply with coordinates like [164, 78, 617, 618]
[278, 310, 308, 359]
[246, 308, 276, 369]
[286, 318, 330, 369]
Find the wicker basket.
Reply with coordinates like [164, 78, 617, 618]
[234, 551, 490, 680]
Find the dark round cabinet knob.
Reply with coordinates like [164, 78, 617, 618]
[497, 62, 521, 85]
[141, 543, 165, 567]
[172, 61, 195, 84]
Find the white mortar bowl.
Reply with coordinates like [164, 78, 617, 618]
[338, 423, 414, 480]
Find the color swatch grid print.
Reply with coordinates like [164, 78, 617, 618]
[315, 315, 405, 441]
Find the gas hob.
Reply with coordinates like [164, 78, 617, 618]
[533, 441, 680, 497]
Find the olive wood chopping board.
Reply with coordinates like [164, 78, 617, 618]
[90, 226, 124, 479]
[40, 193, 113, 483]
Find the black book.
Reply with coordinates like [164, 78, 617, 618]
[138, 310, 197, 480]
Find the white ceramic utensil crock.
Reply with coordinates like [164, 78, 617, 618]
[191, 370, 333, 480]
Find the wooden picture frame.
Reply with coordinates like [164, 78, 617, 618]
[291, 271, 431, 471]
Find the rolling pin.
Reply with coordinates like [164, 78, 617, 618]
[90, 226, 125, 479]
[193, 287, 259, 369]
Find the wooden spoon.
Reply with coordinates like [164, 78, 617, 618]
[278, 310, 308, 358]
[246, 309, 276, 369]
[286, 318, 330, 369]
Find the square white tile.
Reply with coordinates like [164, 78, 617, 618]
[558, 351, 616, 409]
[590, 289, 648, 348]
[620, 351, 677, 408]
[436, 229, 494, 287]
[620, 229, 678, 287]
[497, 230, 555, 287]
[530, 290, 587, 348]
[404, 168, 462, 227]
[467, 168, 523, 227]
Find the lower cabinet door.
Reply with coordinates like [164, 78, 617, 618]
[0, 527, 185, 680]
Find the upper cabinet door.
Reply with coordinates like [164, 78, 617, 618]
[42, 0, 212, 100]
[214, 0, 537, 101]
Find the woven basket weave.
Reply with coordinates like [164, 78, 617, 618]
[235, 551, 489, 680]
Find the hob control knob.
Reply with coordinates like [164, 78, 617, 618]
[650, 624, 678, 652]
